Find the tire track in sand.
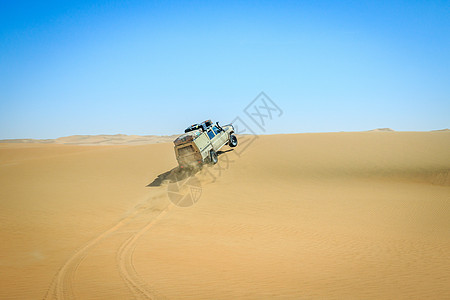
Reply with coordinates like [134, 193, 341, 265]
[43, 212, 139, 300]
[43, 192, 168, 300]
[116, 204, 173, 300]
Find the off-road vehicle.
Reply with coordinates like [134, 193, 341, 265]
[173, 120, 237, 168]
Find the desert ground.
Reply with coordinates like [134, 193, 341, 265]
[1, 131, 449, 299]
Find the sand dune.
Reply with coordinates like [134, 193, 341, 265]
[0, 134, 178, 145]
[368, 128, 395, 132]
[0, 131, 449, 299]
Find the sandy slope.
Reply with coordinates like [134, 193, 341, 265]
[0, 131, 449, 299]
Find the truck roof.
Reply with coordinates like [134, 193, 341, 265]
[185, 120, 213, 133]
[173, 129, 203, 146]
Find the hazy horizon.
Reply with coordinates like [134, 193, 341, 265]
[2, 127, 450, 142]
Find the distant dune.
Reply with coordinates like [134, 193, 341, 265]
[368, 128, 395, 132]
[0, 134, 178, 145]
[1, 131, 449, 299]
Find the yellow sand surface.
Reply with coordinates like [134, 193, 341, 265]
[1, 131, 449, 299]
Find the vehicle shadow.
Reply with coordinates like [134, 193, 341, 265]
[217, 149, 234, 155]
[146, 149, 234, 187]
[147, 167, 200, 187]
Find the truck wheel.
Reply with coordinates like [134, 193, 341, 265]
[229, 134, 238, 147]
[210, 150, 218, 164]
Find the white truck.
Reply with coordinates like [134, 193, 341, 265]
[173, 120, 237, 169]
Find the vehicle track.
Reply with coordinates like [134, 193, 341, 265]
[116, 204, 173, 300]
[43, 192, 169, 300]
[43, 213, 137, 300]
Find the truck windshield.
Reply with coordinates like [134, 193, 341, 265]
[212, 126, 220, 135]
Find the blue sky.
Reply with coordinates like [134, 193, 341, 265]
[0, 0, 449, 139]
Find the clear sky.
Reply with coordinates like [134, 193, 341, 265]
[1, 0, 449, 139]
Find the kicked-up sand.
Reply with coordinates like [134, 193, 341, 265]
[0, 131, 449, 299]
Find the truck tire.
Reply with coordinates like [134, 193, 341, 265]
[210, 150, 218, 164]
[229, 134, 238, 147]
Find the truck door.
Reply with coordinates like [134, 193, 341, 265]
[207, 128, 220, 151]
[212, 125, 227, 149]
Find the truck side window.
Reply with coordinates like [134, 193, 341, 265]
[212, 126, 220, 135]
[207, 130, 215, 139]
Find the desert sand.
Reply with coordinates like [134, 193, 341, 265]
[0, 131, 449, 299]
